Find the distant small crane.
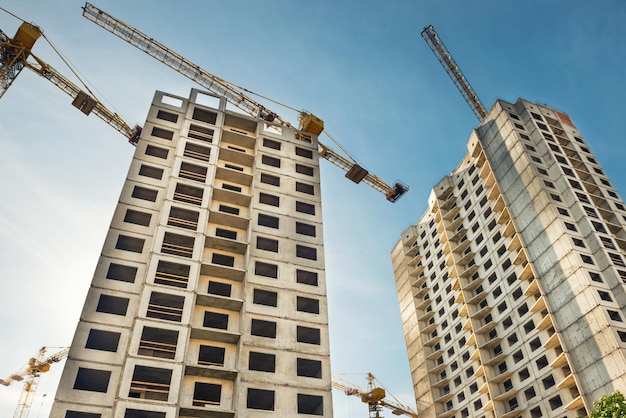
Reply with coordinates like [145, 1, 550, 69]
[1, 346, 69, 418]
[332, 373, 418, 418]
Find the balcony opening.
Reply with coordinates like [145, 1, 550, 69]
[128, 365, 172, 401]
[138, 327, 178, 359]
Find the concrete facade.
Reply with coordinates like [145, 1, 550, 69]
[392, 99, 626, 418]
[50, 89, 333, 418]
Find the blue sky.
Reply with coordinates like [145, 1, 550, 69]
[0, 1, 625, 416]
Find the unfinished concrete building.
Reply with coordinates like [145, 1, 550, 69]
[50, 89, 332, 418]
[391, 99, 626, 418]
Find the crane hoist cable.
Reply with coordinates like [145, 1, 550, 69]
[0, 12, 141, 142]
[82, 2, 409, 202]
[40, 32, 99, 100]
[0, 6, 122, 121]
[0, 6, 25, 22]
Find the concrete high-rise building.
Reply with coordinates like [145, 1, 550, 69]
[51, 89, 332, 418]
[391, 99, 626, 418]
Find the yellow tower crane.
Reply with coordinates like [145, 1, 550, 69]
[1, 347, 70, 418]
[332, 373, 419, 418]
[0, 14, 142, 143]
[81, 2, 409, 203]
[421, 24, 487, 120]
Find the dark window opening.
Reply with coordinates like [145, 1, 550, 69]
[106, 263, 137, 283]
[156, 109, 178, 123]
[260, 173, 280, 186]
[65, 412, 101, 418]
[296, 164, 314, 176]
[132, 186, 158, 202]
[549, 396, 563, 410]
[263, 138, 281, 150]
[296, 147, 313, 159]
[124, 410, 165, 418]
[139, 165, 164, 180]
[257, 237, 279, 252]
[145, 145, 169, 159]
[297, 270, 319, 286]
[212, 253, 235, 267]
[297, 326, 321, 345]
[198, 345, 225, 366]
[85, 329, 120, 352]
[298, 393, 324, 415]
[192, 107, 218, 124]
[258, 214, 280, 229]
[296, 201, 315, 215]
[221, 183, 242, 192]
[296, 182, 315, 195]
[115, 235, 144, 253]
[255, 261, 278, 278]
[208, 280, 231, 297]
[73, 368, 111, 393]
[296, 222, 316, 237]
[297, 358, 322, 378]
[96, 294, 129, 316]
[253, 289, 278, 307]
[193, 382, 221, 407]
[218, 204, 240, 215]
[259, 192, 279, 206]
[247, 388, 275, 411]
[151, 127, 174, 140]
[124, 209, 151, 227]
[297, 296, 320, 314]
[261, 154, 281, 168]
[251, 319, 276, 338]
[296, 245, 317, 260]
[224, 163, 244, 172]
[249, 351, 276, 372]
[203, 311, 229, 330]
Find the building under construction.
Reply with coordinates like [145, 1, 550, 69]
[50, 88, 334, 418]
[392, 98, 626, 418]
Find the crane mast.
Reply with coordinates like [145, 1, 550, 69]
[420, 24, 486, 120]
[82, 2, 408, 202]
[0, 22, 40, 99]
[1, 347, 70, 418]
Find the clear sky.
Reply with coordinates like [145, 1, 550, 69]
[0, 1, 625, 417]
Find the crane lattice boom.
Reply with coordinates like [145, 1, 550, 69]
[82, 2, 291, 129]
[82, 2, 408, 202]
[421, 24, 486, 120]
